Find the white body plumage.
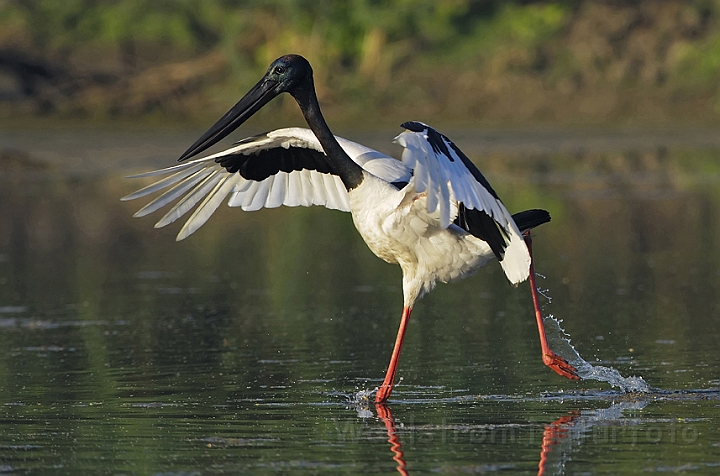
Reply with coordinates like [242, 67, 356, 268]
[348, 173, 496, 308]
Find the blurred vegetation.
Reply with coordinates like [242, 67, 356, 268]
[3, 0, 720, 125]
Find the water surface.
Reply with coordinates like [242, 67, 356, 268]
[1, 127, 719, 474]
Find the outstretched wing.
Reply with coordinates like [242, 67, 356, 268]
[122, 127, 410, 241]
[394, 121, 531, 285]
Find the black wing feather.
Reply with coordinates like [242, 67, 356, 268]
[454, 204, 509, 261]
[454, 207, 551, 261]
[215, 145, 333, 181]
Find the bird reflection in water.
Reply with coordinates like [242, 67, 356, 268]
[537, 412, 579, 476]
[372, 401, 647, 476]
[536, 400, 650, 475]
[375, 404, 409, 476]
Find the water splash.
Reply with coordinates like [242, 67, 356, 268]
[353, 388, 376, 405]
[543, 311, 651, 393]
[347, 388, 376, 418]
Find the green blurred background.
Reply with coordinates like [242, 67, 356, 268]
[3, 0, 720, 127]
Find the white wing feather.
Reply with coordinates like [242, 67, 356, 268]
[394, 124, 530, 284]
[176, 175, 235, 241]
[123, 127, 410, 240]
[154, 170, 224, 228]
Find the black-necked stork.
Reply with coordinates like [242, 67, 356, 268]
[123, 54, 579, 403]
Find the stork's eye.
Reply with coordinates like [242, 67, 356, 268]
[273, 66, 286, 75]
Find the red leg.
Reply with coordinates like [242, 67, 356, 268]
[376, 306, 412, 403]
[523, 231, 580, 380]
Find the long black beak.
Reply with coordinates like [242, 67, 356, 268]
[178, 77, 280, 162]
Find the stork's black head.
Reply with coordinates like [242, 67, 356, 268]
[265, 55, 314, 96]
[177, 54, 314, 162]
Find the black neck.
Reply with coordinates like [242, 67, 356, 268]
[292, 86, 364, 191]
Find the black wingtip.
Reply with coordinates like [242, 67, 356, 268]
[401, 121, 427, 132]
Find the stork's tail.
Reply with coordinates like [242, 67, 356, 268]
[512, 209, 551, 233]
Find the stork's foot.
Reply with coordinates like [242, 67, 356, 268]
[375, 384, 392, 404]
[543, 351, 581, 380]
